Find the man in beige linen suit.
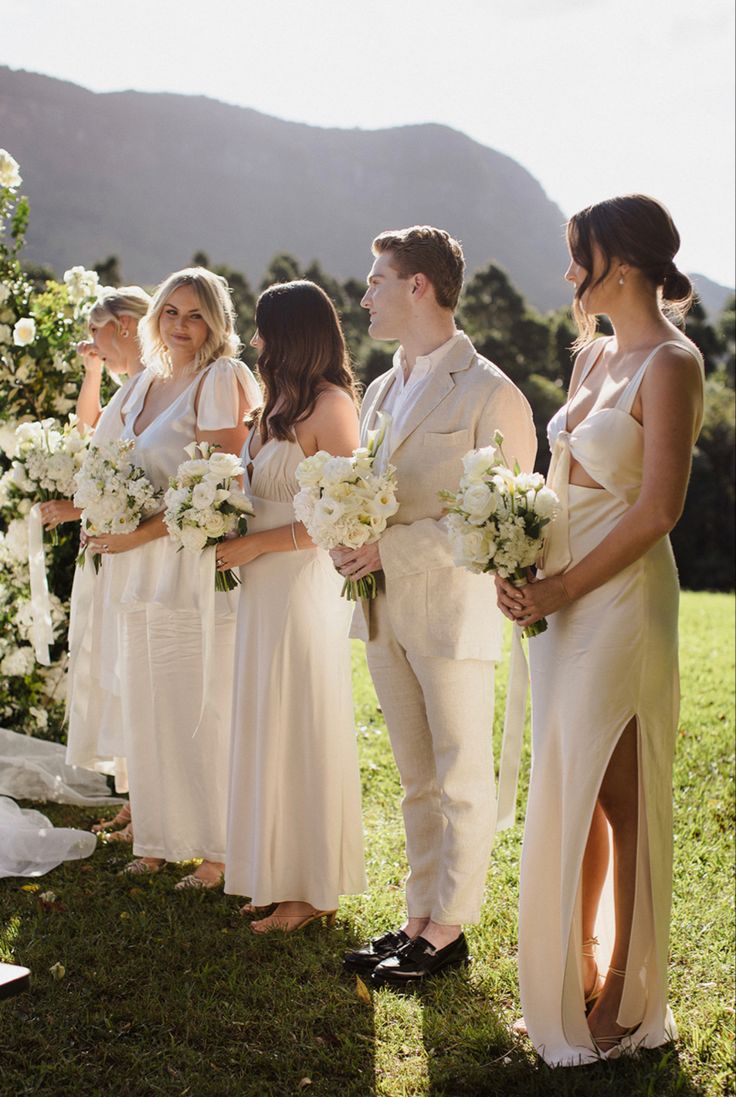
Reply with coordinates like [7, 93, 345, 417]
[335, 226, 536, 987]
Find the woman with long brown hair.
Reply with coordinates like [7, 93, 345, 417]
[218, 280, 366, 932]
[496, 195, 703, 1063]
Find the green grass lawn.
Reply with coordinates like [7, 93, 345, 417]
[0, 592, 733, 1096]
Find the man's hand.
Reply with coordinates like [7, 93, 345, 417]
[330, 542, 382, 582]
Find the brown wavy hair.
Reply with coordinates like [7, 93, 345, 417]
[567, 194, 694, 350]
[372, 225, 465, 311]
[251, 280, 358, 443]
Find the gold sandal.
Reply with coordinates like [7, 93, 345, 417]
[590, 966, 641, 1059]
[250, 905, 337, 934]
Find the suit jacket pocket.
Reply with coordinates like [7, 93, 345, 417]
[422, 429, 473, 448]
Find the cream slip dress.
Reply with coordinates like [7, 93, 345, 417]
[99, 358, 260, 863]
[518, 338, 704, 1066]
[225, 432, 366, 910]
[65, 371, 147, 793]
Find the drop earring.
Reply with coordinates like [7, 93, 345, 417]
[618, 276, 625, 286]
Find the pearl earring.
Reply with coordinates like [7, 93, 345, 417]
[618, 276, 625, 286]
[122, 330, 129, 339]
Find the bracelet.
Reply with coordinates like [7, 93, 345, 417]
[558, 574, 573, 603]
[290, 522, 299, 551]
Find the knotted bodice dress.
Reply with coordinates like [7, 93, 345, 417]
[520, 339, 704, 1065]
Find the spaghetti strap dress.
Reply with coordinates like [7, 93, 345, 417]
[224, 432, 366, 910]
[519, 338, 704, 1066]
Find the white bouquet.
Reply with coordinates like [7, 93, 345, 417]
[73, 438, 160, 571]
[163, 442, 254, 592]
[294, 415, 399, 600]
[441, 430, 561, 638]
[6, 416, 89, 544]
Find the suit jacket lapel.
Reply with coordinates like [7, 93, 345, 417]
[360, 370, 396, 441]
[388, 335, 476, 456]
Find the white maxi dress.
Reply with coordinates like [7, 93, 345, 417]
[65, 372, 146, 792]
[104, 358, 259, 863]
[520, 339, 704, 1066]
[225, 434, 367, 910]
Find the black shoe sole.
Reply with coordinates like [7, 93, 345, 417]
[371, 955, 471, 990]
[343, 956, 386, 974]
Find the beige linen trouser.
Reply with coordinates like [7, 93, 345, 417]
[366, 592, 497, 925]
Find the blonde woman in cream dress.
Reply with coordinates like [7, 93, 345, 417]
[496, 196, 704, 1065]
[85, 268, 260, 888]
[40, 287, 151, 839]
[217, 281, 366, 931]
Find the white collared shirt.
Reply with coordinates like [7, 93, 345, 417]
[374, 330, 465, 469]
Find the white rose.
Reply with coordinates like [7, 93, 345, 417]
[205, 451, 242, 479]
[178, 524, 208, 552]
[13, 317, 36, 346]
[534, 487, 560, 520]
[339, 522, 373, 549]
[0, 150, 22, 190]
[203, 512, 227, 539]
[191, 481, 217, 510]
[461, 446, 497, 483]
[461, 482, 497, 523]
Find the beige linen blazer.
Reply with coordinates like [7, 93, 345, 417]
[352, 332, 537, 661]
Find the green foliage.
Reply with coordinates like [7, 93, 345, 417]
[0, 172, 99, 738]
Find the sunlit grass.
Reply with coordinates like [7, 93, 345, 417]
[0, 592, 732, 1096]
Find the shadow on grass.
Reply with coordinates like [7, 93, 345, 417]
[0, 805, 378, 1097]
[411, 966, 709, 1097]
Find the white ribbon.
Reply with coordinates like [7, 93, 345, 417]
[496, 624, 529, 831]
[192, 545, 216, 737]
[27, 503, 53, 666]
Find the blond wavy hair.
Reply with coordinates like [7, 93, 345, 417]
[88, 285, 151, 330]
[139, 267, 240, 376]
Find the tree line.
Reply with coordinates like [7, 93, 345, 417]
[90, 251, 735, 591]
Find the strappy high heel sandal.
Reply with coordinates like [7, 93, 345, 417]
[250, 904, 338, 934]
[583, 936, 604, 1012]
[590, 966, 641, 1060]
[92, 804, 132, 834]
[511, 937, 603, 1038]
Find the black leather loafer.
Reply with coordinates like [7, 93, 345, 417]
[343, 929, 411, 973]
[370, 933, 470, 988]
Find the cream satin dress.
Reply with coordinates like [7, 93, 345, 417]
[65, 372, 147, 792]
[520, 339, 704, 1066]
[101, 358, 260, 863]
[225, 433, 367, 910]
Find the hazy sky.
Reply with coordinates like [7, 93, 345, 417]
[2, 0, 734, 285]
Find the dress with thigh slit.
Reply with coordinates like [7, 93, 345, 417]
[519, 338, 703, 1066]
[224, 432, 366, 910]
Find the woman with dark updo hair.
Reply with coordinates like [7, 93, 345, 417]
[217, 280, 367, 932]
[496, 195, 704, 1064]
